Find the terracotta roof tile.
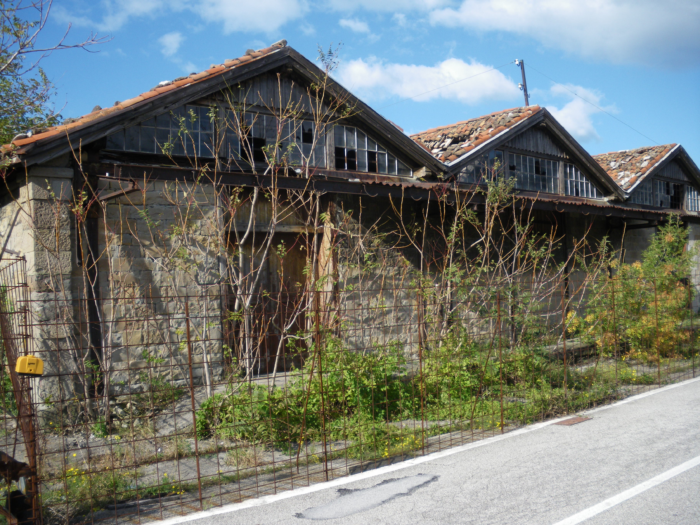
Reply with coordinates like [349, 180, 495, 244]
[154, 84, 179, 94]
[3, 43, 286, 153]
[411, 106, 542, 163]
[189, 72, 210, 81]
[139, 90, 161, 100]
[592, 144, 676, 191]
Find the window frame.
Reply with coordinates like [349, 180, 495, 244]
[106, 106, 327, 170]
[333, 125, 412, 177]
[629, 176, 700, 212]
[106, 104, 216, 158]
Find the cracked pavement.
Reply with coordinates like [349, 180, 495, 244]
[172, 378, 700, 524]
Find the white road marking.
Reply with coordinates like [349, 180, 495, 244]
[158, 375, 700, 525]
[552, 454, 700, 525]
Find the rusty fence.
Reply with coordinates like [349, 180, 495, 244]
[0, 265, 698, 524]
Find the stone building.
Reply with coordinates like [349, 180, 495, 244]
[1, 41, 699, 415]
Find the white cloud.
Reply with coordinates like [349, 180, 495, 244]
[195, 0, 307, 34]
[392, 13, 408, 27]
[54, 0, 185, 32]
[327, 0, 451, 11]
[429, 0, 700, 66]
[339, 18, 370, 33]
[300, 22, 316, 36]
[158, 32, 183, 57]
[546, 84, 612, 143]
[336, 57, 519, 105]
[54, 0, 302, 34]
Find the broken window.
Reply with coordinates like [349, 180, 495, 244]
[224, 113, 325, 169]
[106, 105, 215, 157]
[564, 164, 600, 198]
[509, 153, 559, 193]
[656, 180, 683, 209]
[334, 125, 411, 176]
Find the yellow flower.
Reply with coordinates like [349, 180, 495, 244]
[72, 454, 76, 457]
[163, 473, 167, 477]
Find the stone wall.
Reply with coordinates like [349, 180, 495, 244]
[0, 158, 82, 419]
[95, 178, 225, 394]
[332, 194, 423, 356]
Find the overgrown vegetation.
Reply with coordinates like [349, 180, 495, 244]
[0, 38, 696, 524]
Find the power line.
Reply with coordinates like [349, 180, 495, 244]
[525, 62, 660, 147]
[376, 60, 516, 110]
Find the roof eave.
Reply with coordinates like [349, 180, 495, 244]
[12, 47, 291, 167]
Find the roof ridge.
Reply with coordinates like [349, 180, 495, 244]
[410, 105, 540, 137]
[592, 143, 676, 158]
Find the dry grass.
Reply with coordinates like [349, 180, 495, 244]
[224, 446, 263, 469]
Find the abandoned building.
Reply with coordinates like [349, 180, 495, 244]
[1, 40, 699, 416]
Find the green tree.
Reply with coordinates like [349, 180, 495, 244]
[0, 0, 107, 145]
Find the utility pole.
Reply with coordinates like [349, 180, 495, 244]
[515, 59, 529, 106]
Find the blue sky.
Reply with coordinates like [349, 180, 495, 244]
[34, 0, 700, 161]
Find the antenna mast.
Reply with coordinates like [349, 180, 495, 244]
[515, 59, 530, 106]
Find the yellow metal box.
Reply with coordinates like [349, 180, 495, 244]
[15, 355, 44, 377]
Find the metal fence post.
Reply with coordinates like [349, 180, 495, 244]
[314, 284, 329, 481]
[560, 283, 568, 409]
[689, 284, 696, 379]
[497, 292, 504, 434]
[611, 277, 618, 386]
[653, 280, 661, 386]
[184, 300, 204, 509]
[417, 282, 426, 452]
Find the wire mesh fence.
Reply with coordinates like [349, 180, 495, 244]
[0, 259, 698, 524]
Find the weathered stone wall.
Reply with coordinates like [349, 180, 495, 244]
[0, 158, 82, 419]
[333, 194, 423, 356]
[95, 178, 225, 394]
[330, 202, 631, 355]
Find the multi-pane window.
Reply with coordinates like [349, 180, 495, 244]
[629, 179, 700, 211]
[509, 154, 559, 193]
[334, 125, 411, 177]
[106, 105, 215, 157]
[565, 164, 599, 198]
[629, 180, 654, 206]
[687, 186, 700, 212]
[656, 180, 684, 209]
[459, 150, 503, 184]
[460, 152, 602, 198]
[224, 112, 325, 168]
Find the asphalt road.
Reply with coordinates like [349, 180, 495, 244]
[166, 377, 700, 525]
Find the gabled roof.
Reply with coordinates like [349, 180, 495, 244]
[412, 106, 625, 199]
[3, 42, 445, 176]
[5, 42, 287, 156]
[592, 144, 688, 193]
[411, 106, 540, 163]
